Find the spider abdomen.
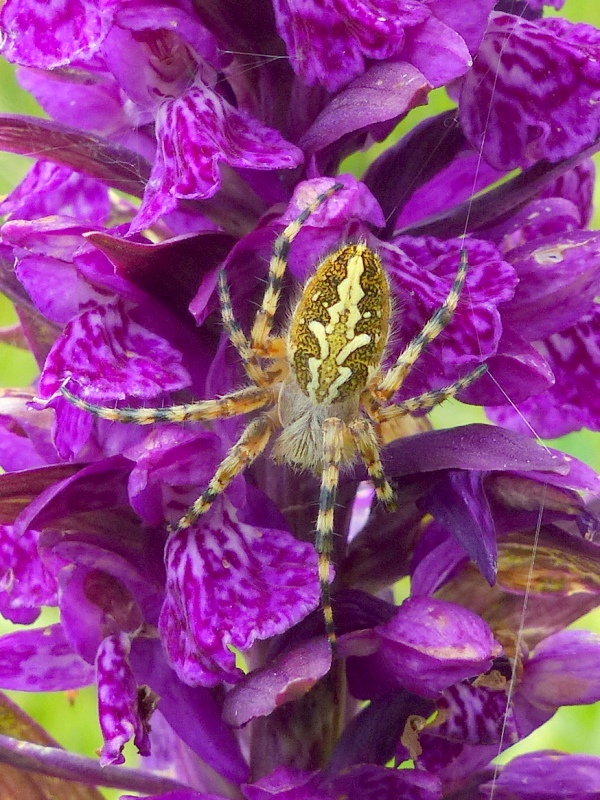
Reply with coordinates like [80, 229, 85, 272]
[288, 243, 391, 405]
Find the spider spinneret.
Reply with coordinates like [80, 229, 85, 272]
[60, 181, 486, 647]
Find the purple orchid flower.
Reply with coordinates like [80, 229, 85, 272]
[0, 2, 599, 799]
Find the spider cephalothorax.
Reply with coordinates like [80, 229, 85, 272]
[61, 181, 485, 645]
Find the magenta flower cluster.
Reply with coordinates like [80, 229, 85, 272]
[0, 1, 600, 798]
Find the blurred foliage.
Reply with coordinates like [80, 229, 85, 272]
[0, 1, 599, 795]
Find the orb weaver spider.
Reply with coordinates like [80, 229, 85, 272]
[61, 181, 486, 647]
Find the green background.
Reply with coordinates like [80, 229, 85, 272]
[0, 1, 600, 796]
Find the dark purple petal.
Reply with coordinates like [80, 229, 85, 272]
[519, 630, 600, 711]
[393, 150, 504, 232]
[411, 521, 469, 598]
[298, 62, 431, 159]
[39, 300, 191, 401]
[86, 229, 234, 320]
[328, 690, 436, 773]
[378, 424, 568, 480]
[0, 462, 81, 527]
[97, 632, 152, 766]
[343, 597, 500, 699]
[160, 496, 320, 687]
[223, 637, 332, 726]
[323, 764, 442, 800]
[400, 13, 471, 88]
[461, 13, 600, 169]
[0, 0, 114, 68]
[14, 456, 132, 534]
[422, 470, 497, 585]
[430, 0, 497, 54]
[244, 767, 325, 800]
[135, 84, 302, 231]
[131, 637, 249, 784]
[0, 624, 94, 691]
[480, 751, 600, 799]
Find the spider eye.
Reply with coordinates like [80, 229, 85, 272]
[289, 242, 391, 405]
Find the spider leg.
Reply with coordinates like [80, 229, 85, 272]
[349, 418, 397, 512]
[317, 416, 347, 649]
[60, 384, 274, 423]
[172, 414, 275, 530]
[218, 270, 267, 386]
[374, 248, 470, 402]
[251, 182, 344, 353]
[368, 364, 487, 444]
[380, 364, 487, 418]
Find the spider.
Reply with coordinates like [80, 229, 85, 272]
[61, 181, 486, 647]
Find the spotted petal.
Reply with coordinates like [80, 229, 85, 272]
[39, 300, 190, 401]
[0, 525, 57, 623]
[461, 13, 600, 169]
[160, 496, 320, 687]
[0, 624, 94, 691]
[97, 632, 152, 766]
[134, 84, 303, 231]
[0, 0, 114, 68]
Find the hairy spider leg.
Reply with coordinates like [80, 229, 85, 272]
[316, 417, 346, 648]
[59, 384, 274, 423]
[250, 182, 345, 353]
[349, 418, 397, 512]
[375, 248, 470, 403]
[380, 364, 488, 418]
[218, 270, 267, 386]
[172, 414, 275, 531]
[370, 364, 488, 444]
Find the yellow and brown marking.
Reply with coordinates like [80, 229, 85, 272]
[289, 243, 391, 405]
